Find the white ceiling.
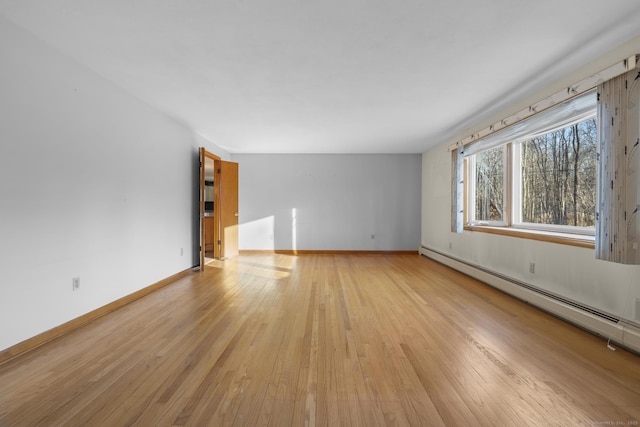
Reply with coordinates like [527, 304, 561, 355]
[2, 1, 640, 153]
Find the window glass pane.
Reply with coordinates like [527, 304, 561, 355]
[520, 118, 597, 227]
[474, 147, 504, 222]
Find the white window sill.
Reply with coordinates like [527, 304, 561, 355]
[464, 225, 595, 249]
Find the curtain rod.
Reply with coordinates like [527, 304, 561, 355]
[448, 54, 638, 152]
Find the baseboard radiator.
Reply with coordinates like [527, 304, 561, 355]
[419, 246, 640, 354]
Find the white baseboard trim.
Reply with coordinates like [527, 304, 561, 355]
[419, 245, 640, 354]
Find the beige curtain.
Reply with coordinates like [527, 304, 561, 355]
[597, 68, 640, 264]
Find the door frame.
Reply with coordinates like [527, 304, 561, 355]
[199, 148, 221, 269]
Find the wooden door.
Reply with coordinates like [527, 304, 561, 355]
[219, 161, 239, 258]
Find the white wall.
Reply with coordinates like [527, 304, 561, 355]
[0, 18, 229, 351]
[421, 35, 640, 324]
[232, 154, 422, 251]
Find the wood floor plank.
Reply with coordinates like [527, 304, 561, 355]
[1, 253, 640, 426]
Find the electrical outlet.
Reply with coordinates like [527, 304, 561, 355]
[180, 247, 184, 256]
[529, 262, 535, 274]
[72, 277, 80, 291]
[449, 242, 452, 250]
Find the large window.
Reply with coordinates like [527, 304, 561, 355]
[452, 57, 640, 259]
[465, 93, 597, 236]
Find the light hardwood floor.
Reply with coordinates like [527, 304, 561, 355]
[1, 254, 639, 426]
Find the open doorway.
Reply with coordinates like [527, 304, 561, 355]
[199, 148, 239, 269]
[200, 148, 220, 268]
[203, 154, 217, 262]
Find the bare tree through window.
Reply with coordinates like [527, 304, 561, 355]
[474, 147, 504, 222]
[520, 118, 597, 227]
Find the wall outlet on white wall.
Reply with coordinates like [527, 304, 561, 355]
[72, 277, 80, 291]
[529, 262, 535, 274]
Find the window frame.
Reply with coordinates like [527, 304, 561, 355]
[466, 145, 509, 227]
[510, 139, 596, 237]
[464, 114, 597, 245]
